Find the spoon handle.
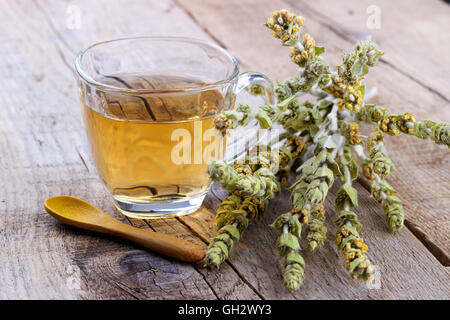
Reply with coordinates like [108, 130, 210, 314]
[109, 222, 205, 263]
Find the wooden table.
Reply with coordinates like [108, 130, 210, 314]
[1, 0, 449, 299]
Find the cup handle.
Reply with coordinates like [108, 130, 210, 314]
[223, 72, 275, 161]
[234, 71, 275, 106]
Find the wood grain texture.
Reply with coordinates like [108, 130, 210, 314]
[290, 0, 450, 102]
[0, 0, 449, 299]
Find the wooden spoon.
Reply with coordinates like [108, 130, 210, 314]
[44, 196, 205, 263]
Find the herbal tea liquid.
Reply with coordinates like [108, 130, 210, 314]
[81, 74, 226, 203]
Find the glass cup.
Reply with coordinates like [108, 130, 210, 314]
[75, 37, 273, 219]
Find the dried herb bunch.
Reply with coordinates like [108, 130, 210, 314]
[205, 10, 450, 291]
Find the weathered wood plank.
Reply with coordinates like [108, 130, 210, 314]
[177, 0, 450, 265]
[1, 0, 449, 300]
[290, 0, 450, 101]
[0, 0, 256, 299]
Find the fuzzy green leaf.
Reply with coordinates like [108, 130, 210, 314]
[270, 212, 291, 232]
[256, 109, 273, 129]
[319, 136, 337, 150]
[282, 36, 299, 46]
[285, 251, 305, 266]
[357, 85, 365, 101]
[335, 183, 358, 211]
[314, 46, 325, 56]
[335, 210, 362, 231]
[290, 215, 303, 239]
[314, 166, 334, 184]
[277, 94, 298, 110]
[277, 233, 300, 251]
[215, 241, 229, 259]
[326, 153, 342, 175]
[351, 60, 363, 75]
[349, 159, 359, 180]
[221, 225, 240, 240]
[348, 257, 365, 274]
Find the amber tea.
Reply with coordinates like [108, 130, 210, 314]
[81, 74, 226, 216]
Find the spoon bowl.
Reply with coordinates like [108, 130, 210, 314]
[46, 196, 111, 225]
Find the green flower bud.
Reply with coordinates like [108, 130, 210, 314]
[338, 40, 383, 85]
[335, 217, 374, 282]
[431, 122, 450, 147]
[306, 205, 327, 251]
[357, 104, 387, 123]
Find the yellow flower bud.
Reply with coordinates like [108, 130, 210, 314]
[345, 260, 351, 270]
[301, 51, 308, 59]
[361, 244, 368, 253]
[353, 238, 363, 248]
[293, 55, 302, 63]
[289, 47, 296, 56]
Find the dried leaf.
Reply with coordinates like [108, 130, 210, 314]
[314, 46, 325, 56]
[221, 225, 240, 240]
[277, 233, 300, 251]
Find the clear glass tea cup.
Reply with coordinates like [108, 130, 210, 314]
[75, 37, 273, 219]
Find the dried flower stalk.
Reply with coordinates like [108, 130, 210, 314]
[205, 9, 449, 291]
